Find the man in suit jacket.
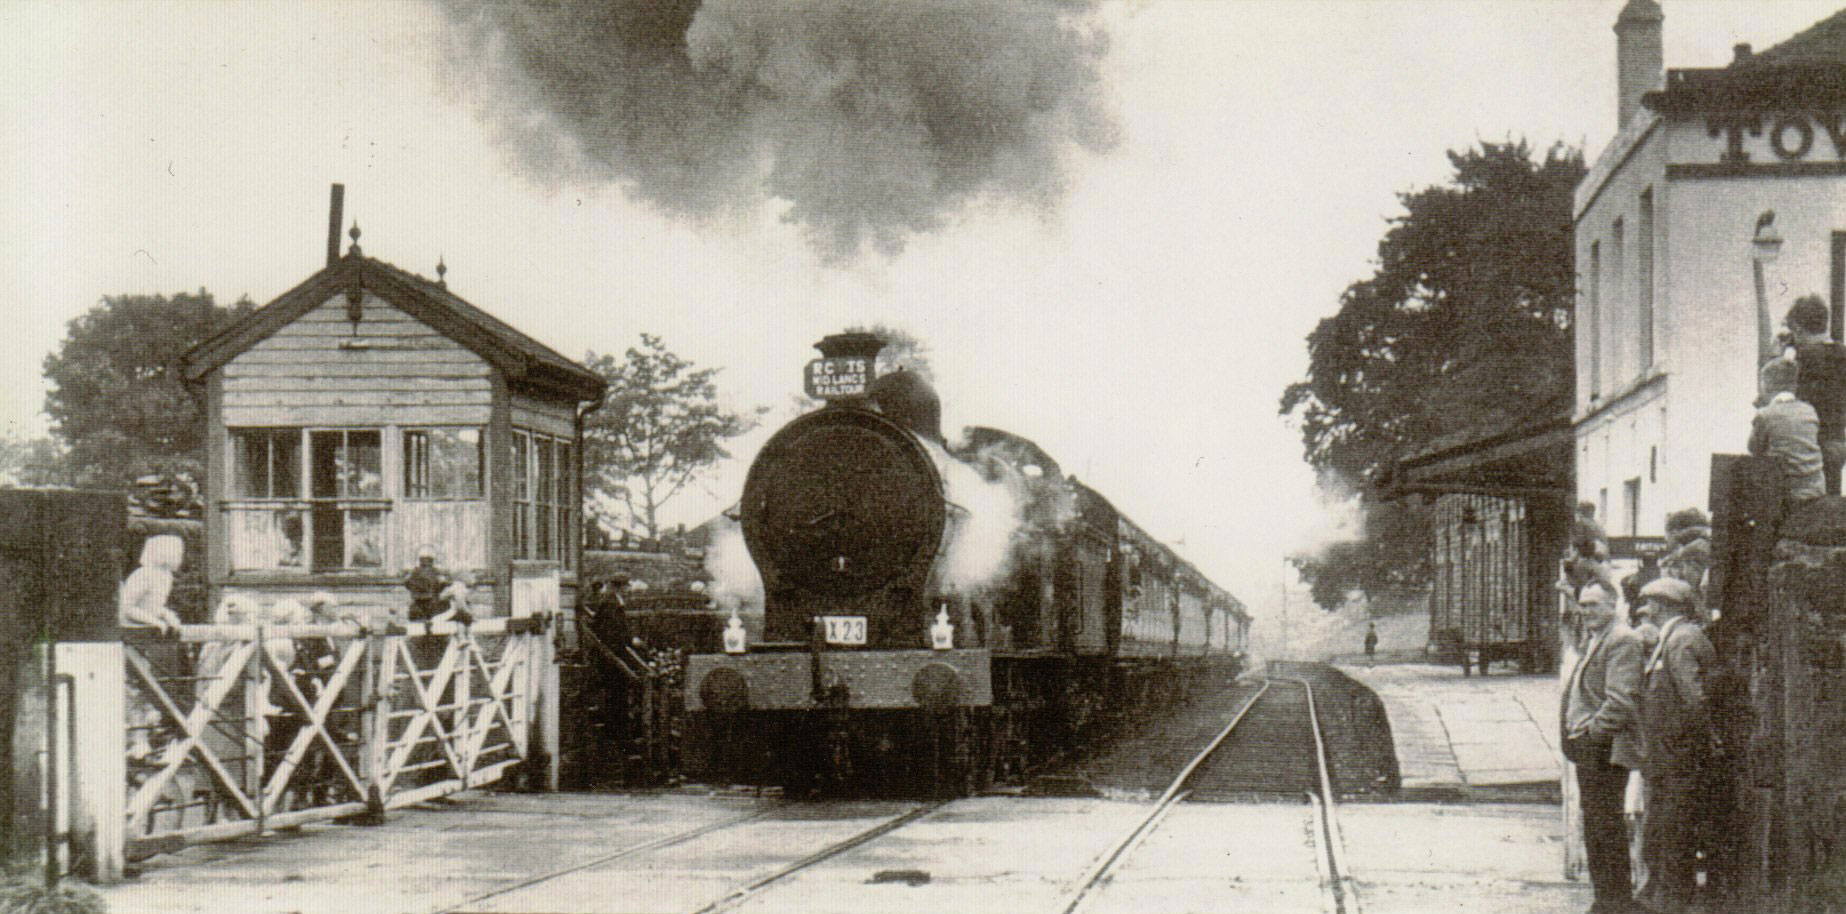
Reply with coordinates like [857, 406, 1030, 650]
[1562, 581, 1647, 914]
[1636, 577, 1718, 914]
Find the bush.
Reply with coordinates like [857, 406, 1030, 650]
[0, 874, 107, 914]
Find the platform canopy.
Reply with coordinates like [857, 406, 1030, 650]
[1382, 398, 1573, 501]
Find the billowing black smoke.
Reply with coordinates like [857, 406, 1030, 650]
[438, 0, 1117, 259]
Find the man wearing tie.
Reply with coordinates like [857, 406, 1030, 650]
[1561, 581, 1647, 914]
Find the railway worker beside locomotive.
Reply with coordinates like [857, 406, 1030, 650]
[1633, 577, 1718, 914]
[1782, 295, 1846, 496]
[1561, 580, 1647, 914]
[1748, 357, 1825, 509]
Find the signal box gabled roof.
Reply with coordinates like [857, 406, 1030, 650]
[180, 252, 605, 402]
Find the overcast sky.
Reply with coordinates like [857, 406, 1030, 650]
[3, 0, 1840, 620]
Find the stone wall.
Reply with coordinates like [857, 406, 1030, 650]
[1734, 505, 1846, 911]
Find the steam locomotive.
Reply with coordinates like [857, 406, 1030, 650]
[683, 334, 1248, 793]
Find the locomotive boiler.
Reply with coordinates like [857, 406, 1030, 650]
[683, 333, 1247, 793]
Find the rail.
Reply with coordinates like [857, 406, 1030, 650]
[1061, 676, 1360, 914]
[1287, 675, 1360, 914]
[120, 615, 555, 861]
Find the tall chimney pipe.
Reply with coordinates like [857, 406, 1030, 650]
[1614, 0, 1664, 132]
[326, 183, 345, 266]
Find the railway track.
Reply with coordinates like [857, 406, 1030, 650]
[1061, 676, 1361, 914]
[440, 798, 950, 914]
[441, 676, 1359, 914]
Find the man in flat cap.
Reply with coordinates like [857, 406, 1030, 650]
[1561, 580, 1646, 914]
[1635, 577, 1717, 914]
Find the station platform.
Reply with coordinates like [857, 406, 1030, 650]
[1336, 662, 1563, 796]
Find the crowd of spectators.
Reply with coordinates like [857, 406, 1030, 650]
[1556, 296, 1844, 914]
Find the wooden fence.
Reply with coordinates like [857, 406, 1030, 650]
[95, 616, 557, 878]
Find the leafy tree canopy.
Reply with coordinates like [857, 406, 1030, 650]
[583, 333, 763, 542]
[1280, 140, 1584, 608]
[41, 290, 254, 494]
[0, 433, 74, 488]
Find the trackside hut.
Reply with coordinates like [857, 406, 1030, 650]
[179, 237, 605, 618]
[1575, 3, 1846, 534]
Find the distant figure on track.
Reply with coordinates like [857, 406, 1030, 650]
[1560, 582, 1645, 914]
[1363, 622, 1378, 663]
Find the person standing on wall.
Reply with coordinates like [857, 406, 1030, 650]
[1783, 295, 1846, 495]
[1561, 581, 1647, 914]
[1635, 577, 1718, 914]
[1363, 621, 1378, 663]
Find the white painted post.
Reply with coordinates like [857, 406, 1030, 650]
[59, 641, 125, 883]
[510, 562, 560, 790]
[539, 629, 559, 792]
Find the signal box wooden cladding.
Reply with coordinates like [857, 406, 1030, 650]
[0, 489, 126, 642]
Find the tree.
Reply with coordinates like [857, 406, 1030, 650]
[1279, 140, 1584, 609]
[41, 290, 254, 491]
[582, 334, 762, 541]
[0, 433, 74, 488]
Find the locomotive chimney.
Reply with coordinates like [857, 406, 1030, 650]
[326, 183, 345, 266]
[815, 332, 887, 368]
[806, 332, 887, 407]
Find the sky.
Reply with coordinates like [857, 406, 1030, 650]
[3, 0, 1841, 626]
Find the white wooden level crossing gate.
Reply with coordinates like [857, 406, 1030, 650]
[110, 615, 557, 873]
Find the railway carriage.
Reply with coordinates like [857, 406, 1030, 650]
[682, 334, 1246, 793]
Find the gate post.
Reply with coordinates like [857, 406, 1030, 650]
[512, 561, 561, 791]
[2, 489, 127, 883]
[60, 640, 124, 883]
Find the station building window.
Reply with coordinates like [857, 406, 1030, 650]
[403, 427, 483, 499]
[309, 430, 384, 571]
[511, 429, 577, 570]
[229, 428, 386, 572]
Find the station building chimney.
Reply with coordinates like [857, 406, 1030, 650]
[1615, 0, 1664, 131]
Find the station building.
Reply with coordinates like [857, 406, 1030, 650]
[1575, 2, 1846, 536]
[179, 192, 606, 618]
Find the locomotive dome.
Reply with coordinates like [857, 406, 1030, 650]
[868, 369, 943, 444]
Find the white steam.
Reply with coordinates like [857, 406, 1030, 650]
[922, 439, 1026, 592]
[702, 513, 764, 612]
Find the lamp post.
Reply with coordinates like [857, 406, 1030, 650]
[1754, 210, 1785, 366]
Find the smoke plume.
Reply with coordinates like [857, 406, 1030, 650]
[923, 438, 1027, 592]
[438, 0, 1117, 258]
[702, 513, 764, 612]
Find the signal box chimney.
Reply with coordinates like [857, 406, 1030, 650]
[326, 183, 345, 266]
